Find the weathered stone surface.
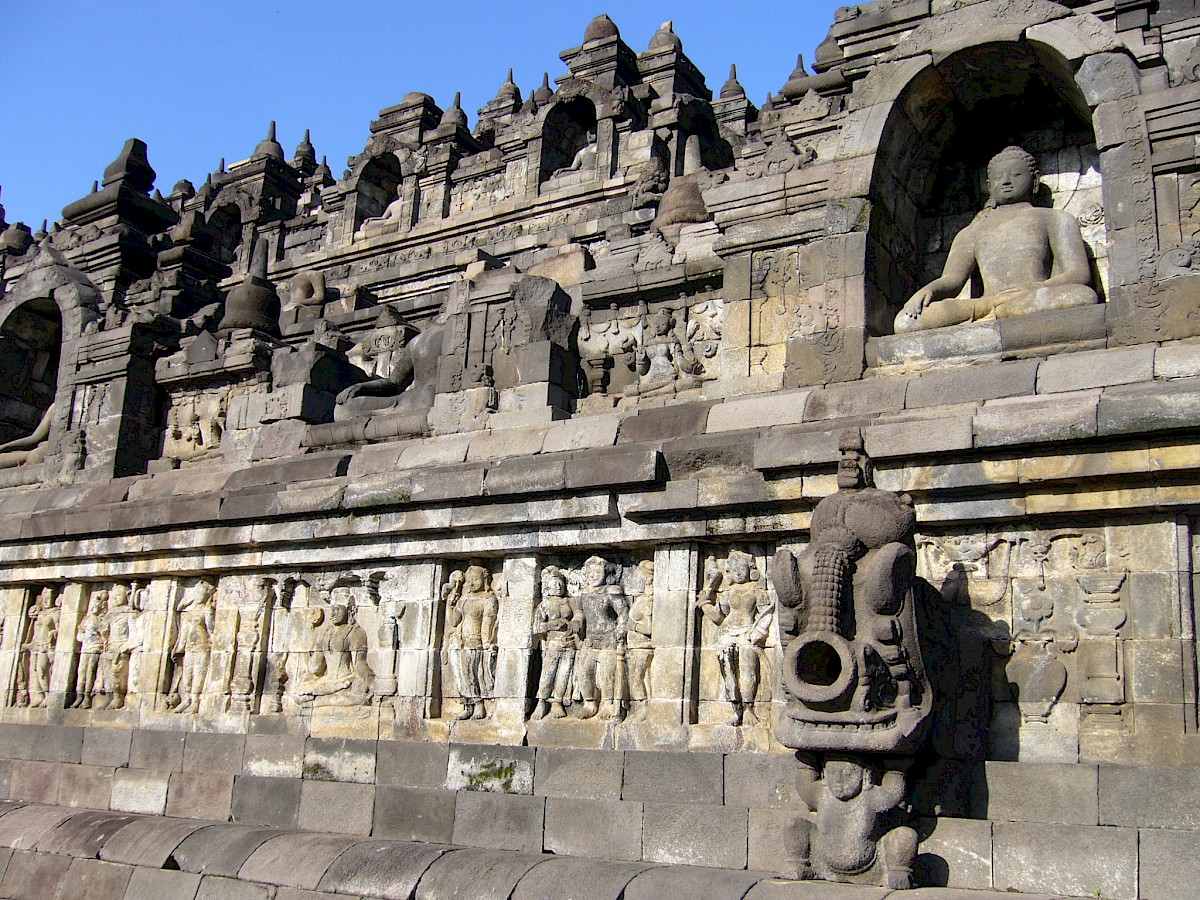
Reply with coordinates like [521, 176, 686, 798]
[99, 815, 211, 867]
[413, 848, 548, 900]
[533, 747, 624, 800]
[622, 751, 723, 805]
[723, 753, 802, 809]
[230, 776, 301, 829]
[123, 867, 203, 900]
[0, 805, 77, 849]
[914, 817, 993, 890]
[82, 729, 132, 769]
[237, 833, 359, 890]
[57, 857, 134, 900]
[111, 770, 170, 816]
[543, 797, 643, 861]
[129, 731, 187, 773]
[317, 840, 451, 898]
[1140, 827, 1200, 899]
[195, 874, 272, 900]
[623, 864, 765, 899]
[0, 850, 72, 899]
[452, 791, 545, 853]
[373, 786, 457, 844]
[1036, 347, 1154, 394]
[172, 825, 288, 877]
[975, 761, 1097, 825]
[57, 764, 113, 810]
[183, 732, 246, 775]
[511, 857, 652, 900]
[992, 822, 1137, 899]
[641, 803, 747, 869]
[376, 741, 449, 789]
[297, 780, 374, 835]
[166, 773, 234, 821]
[1098, 765, 1200, 828]
[36, 809, 141, 857]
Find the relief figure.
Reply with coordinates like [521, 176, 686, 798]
[625, 560, 655, 722]
[444, 565, 498, 720]
[531, 565, 582, 720]
[23, 588, 60, 708]
[169, 578, 216, 714]
[696, 550, 773, 726]
[574, 556, 628, 721]
[71, 590, 106, 708]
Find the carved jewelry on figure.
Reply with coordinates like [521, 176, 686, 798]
[574, 555, 629, 722]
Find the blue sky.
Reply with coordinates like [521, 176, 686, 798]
[1, 2, 846, 229]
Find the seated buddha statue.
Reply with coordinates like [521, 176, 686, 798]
[894, 146, 1098, 334]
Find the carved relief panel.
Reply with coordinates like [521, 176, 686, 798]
[694, 547, 776, 728]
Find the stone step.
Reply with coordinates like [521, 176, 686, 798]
[0, 800, 1078, 900]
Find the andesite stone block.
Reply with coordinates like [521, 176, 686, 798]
[533, 746, 624, 800]
[166, 772, 234, 822]
[172, 824, 288, 878]
[317, 840, 451, 899]
[237, 833, 360, 890]
[641, 803, 748, 869]
[622, 750, 723, 805]
[297, 780, 375, 835]
[992, 821, 1137, 899]
[372, 785, 457, 844]
[452, 790, 545, 853]
[544, 796, 643, 861]
[230, 775, 301, 829]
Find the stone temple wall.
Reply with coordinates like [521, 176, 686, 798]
[0, 2, 1199, 896]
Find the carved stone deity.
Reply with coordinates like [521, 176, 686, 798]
[531, 566, 582, 720]
[894, 146, 1098, 333]
[99, 583, 138, 710]
[71, 591, 107, 708]
[627, 308, 702, 399]
[625, 560, 655, 722]
[0, 402, 55, 471]
[696, 550, 773, 726]
[334, 312, 442, 422]
[24, 588, 60, 708]
[575, 556, 628, 721]
[169, 578, 216, 714]
[444, 565, 498, 720]
[771, 429, 932, 752]
[796, 756, 918, 890]
[297, 588, 373, 708]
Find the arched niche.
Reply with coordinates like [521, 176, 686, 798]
[676, 100, 733, 175]
[0, 297, 62, 445]
[539, 97, 598, 183]
[865, 41, 1108, 336]
[350, 153, 404, 231]
[207, 203, 245, 266]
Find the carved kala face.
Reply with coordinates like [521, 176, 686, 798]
[988, 158, 1035, 206]
[825, 760, 864, 801]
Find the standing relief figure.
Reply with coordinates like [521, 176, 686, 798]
[99, 583, 139, 710]
[168, 578, 216, 714]
[24, 588, 60, 708]
[696, 550, 774, 726]
[625, 560, 655, 723]
[71, 590, 107, 708]
[531, 565, 582, 720]
[443, 565, 498, 720]
[575, 556, 629, 721]
[230, 578, 273, 711]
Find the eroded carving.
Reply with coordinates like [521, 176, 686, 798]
[442, 565, 499, 720]
[531, 565, 582, 720]
[696, 550, 773, 726]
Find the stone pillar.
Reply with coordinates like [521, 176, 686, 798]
[643, 543, 698, 744]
